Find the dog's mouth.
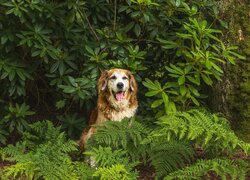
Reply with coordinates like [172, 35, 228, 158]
[113, 91, 125, 101]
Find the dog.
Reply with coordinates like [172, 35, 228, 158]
[79, 69, 138, 150]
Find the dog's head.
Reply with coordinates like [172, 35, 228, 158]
[98, 69, 137, 102]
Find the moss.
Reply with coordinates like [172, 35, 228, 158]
[228, 1, 250, 141]
[210, 0, 250, 141]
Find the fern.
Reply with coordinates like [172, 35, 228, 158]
[87, 118, 149, 162]
[164, 158, 248, 180]
[72, 162, 96, 179]
[80, 111, 249, 179]
[85, 146, 138, 179]
[0, 120, 84, 180]
[85, 146, 129, 167]
[93, 164, 132, 180]
[1, 142, 26, 161]
[148, 140, 195, 178]
[147, 109, 250, 154]
[89, 118, 149, 148]
[4, 162, 36, 179]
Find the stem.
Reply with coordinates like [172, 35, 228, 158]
[35, 84, 40, 108]
[79, 9, 99, 41]
[113, 0, 117, 31]
[63, 99, 74, 115]
[131, 39, 162, 45]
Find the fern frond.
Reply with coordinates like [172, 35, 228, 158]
[89, 119, 149, 148]
[93, 164, 135, 180]
[148, 140, 195, 178]
[4, 162, 37, 179]
[85, 146, 139, 179]
[148, 109, 250, 154]
[87, 119, 149, 161]
[0, 120, 81, 180]
[0, 142, 26, 161]
[164, 158, 248, 180]
[72, 162, 95, 179]
[85, 146, 130, 167]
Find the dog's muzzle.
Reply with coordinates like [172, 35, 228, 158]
[117, 82, 124, 89]
[113, 82, 125, 101]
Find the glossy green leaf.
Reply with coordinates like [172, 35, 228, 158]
[162, 92, 169, 106]
[151, 99, 164, 108]
[201, 74, 213, 85]
[134, 24, 141, 37]
[178, 76, 185, 85]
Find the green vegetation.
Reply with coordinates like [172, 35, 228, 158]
[0, 121, 93, 179]
[0, 0, 249, 179]
[220, 0, 250, 143]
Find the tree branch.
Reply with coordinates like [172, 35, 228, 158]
[113, 0, 117, 31]
[79, 9, 99, 41]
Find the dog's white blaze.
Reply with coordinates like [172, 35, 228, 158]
[108, 71, 129, 94]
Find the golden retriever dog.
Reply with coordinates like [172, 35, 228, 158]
[79, 69, 138, 150]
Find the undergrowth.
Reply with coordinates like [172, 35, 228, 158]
[0, 110, 249, 179]
[84, 110, 249, 179]
[0, 121, 93, 179]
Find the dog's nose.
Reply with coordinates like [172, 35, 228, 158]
[117, 82, 124, 89]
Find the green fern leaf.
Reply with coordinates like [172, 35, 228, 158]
[148, 140, 194, 178]
[164, 158, 248, 180]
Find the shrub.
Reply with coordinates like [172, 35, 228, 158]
[2, 103, 35, 134]
[0, 0, 243, 116]
[0, 103, 35, 145]
[57, 113, 86, 139]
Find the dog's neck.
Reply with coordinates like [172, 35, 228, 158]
[110, 105, 137, 121]
[97, 94, 137, 122]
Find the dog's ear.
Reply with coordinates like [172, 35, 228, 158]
[98, 70, 109, 92]
[128, 72, 137, 92]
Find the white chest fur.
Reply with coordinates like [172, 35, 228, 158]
[110, 106, 137, 121]
[97, 106, 137, 124]
[108, 95, 137, 121]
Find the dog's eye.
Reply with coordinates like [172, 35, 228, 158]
[122, 76, 128, 80]
[110, 76, 117, 80]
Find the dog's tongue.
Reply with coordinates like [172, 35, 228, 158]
[115, 92, 124, 101]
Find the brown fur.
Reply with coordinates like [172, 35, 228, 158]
[79, 69, 138, 150]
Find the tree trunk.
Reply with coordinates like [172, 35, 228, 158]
[209, 0, 250, 141]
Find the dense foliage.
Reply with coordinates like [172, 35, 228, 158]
[0, 0, 249, 179]
[1, 121, 94, 179]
